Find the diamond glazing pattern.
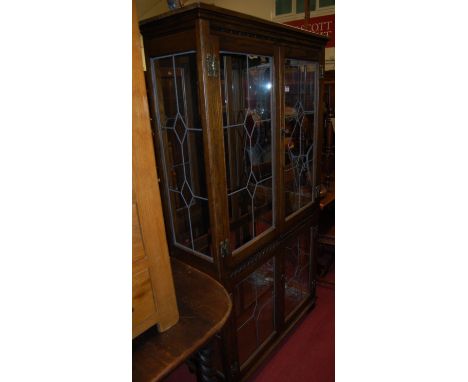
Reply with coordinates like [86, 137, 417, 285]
[152, 53, 211, 258]
[284, 59, 318, 217]
[220, 53, 274, 251]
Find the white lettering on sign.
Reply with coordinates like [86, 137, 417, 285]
[299, 20, 333, 37]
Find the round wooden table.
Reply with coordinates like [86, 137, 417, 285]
[133, 258, 232, 382]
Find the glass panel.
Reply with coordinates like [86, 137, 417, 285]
[297, 0, 316, 13]
[284, 59, 318, 217]
[319, 0, 334, 7]
[220, 53, 274, 252]
[284, 228, 312, 319]
[154, 57, 177, 123]
[152, 53, 211, 258]
[275, 0, 292, 15]
[234, 258, 275, 366]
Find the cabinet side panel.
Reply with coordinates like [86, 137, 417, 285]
[150, 53, 213, 260]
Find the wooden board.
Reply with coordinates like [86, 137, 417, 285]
[133, 0, 179, 338]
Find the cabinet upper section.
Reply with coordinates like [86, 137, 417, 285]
[140, 3, 327, 266]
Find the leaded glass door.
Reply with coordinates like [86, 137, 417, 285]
[283, 59, 319, 219]
[233, 258, 275, 367]
[219, 52, 276, 254]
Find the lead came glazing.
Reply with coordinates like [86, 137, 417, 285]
[284, 59, 318, 217]
[152, 52, 212, 258]
[220, 53, 275, 252]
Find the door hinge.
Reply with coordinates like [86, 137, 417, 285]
[206, 54, 219, 78]
[313, 184, 321, 199]
[230, 361, 239, 375]
[220, 239, 230, 258]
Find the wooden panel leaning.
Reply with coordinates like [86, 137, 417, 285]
[132, 0, 179, 338]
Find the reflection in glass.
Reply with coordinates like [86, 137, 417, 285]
[284, 228, 312, 319]
[151, 52, 211, 258]
[284, 59, 318, 217]
[220, 52, 274, 252]
[234, 258, 275, 366]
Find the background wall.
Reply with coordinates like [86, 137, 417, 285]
[137, 0, 273, 21]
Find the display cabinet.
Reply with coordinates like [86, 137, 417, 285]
[140, 4, 327, 380]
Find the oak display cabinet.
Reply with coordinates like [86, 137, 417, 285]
[140, 3, 327, 380]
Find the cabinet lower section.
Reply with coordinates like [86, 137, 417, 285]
[211, 221, 318, 381]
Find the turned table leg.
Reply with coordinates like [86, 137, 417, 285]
[195, 341, 216, 382]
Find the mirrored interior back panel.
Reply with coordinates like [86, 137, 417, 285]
[283, 59, 319, 218]
[151, 52, 212, 259]
[220, 52, 275, 252]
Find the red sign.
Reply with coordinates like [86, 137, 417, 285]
[284, 14, 335, 48]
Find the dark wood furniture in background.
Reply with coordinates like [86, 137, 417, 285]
[133, 258, 232, 382]
[321, 70, 335, 196]
[140, 4, 327, 381]
[318, 70, 335, 278]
